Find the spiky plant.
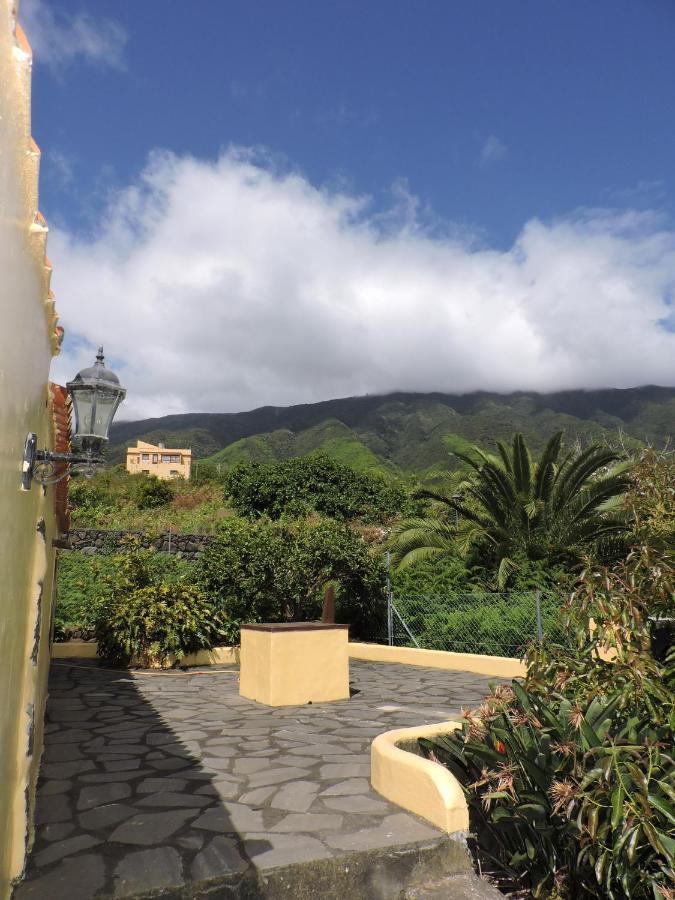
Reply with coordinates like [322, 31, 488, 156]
[390, 432, 630, 586]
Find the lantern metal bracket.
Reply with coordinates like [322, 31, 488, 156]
[21, 432, 104, 491]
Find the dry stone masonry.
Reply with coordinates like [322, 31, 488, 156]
[66, 529, 218, 562]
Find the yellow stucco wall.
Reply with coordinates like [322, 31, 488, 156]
[0, 4, 60, 896]
[240, 626, 350, 706]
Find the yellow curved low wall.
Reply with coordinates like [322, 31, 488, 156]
[52, 640, 525, 678]
[50, 642, 239, 666]
[349, 642, 525, 678]
[371, 720, 468, 832]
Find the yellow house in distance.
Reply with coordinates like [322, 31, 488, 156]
[126, 440, 192, 480]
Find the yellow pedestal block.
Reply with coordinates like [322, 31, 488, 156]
[239, 623, 350, 706]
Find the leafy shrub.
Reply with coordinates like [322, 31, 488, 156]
[628, 447, 675, 550]
[56, 541, 193, 640]
[420, 543, 675, 898]
[54, 552, 118, 640]
[134, 475, 175, 509]
[92, 544, 228, 666]
[224, 454, 414, 523]
[196, 516, 386, 639]
[95, 582, 228, 667]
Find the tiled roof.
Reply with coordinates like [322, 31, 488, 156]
[49, 384, 72, 535]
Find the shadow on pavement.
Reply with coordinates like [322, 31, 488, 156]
[15, 660, 270, 899]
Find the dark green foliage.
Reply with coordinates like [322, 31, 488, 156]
[391, 432, 630, 587]
[390, 554, 567, 598]
[55, 544, 193, 642]
[134, 474, 175, 509]
[419, 462, 675, 899]
[92, 545, 229, 666]
[196, 516, 386, 639]
[391, 555, 479, 596]
[389, 592, 566, 657]
[54, 552, 116, 640]
[224, 454, 412, 523]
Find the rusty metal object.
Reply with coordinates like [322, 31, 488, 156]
[321, 584, 336, 624]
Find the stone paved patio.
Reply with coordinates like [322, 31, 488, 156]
[16, 659, 492, 899]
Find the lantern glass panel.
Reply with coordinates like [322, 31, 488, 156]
[91, 389, 121, 438]
[71, 386, 95, 437]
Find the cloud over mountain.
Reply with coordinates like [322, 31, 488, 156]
[49, 149, 675, 419]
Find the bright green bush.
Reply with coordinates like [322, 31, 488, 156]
[224, 453, 414, 523]
[91, 544, 229, 666]
[196, 516, 386, 639]
[95, 582, 229, 667]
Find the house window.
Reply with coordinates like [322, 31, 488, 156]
[161, 454, 172, 463]
[171, 455, 180, 463]
[170, 470, 180, 477]
[152, 454, 158, 463]
[141, 453, 149, 461]
[142, 469, 150, 474]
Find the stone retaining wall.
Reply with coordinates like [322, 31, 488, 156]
[66, 528, 217, 561]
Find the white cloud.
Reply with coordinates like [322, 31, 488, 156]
[21, 0, 127, 71]
[48, 148, 675, 420]
[479, 134, 508, 166]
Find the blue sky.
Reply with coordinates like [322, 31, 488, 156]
[23, 0, 675, 416]
[31, 0, 675, 245]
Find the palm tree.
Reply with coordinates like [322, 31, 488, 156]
[390, 432, 630, 586]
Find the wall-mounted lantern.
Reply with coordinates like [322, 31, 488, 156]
[21, 347, 126, 490]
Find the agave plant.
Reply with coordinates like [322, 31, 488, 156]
[390, 432, 630, 586]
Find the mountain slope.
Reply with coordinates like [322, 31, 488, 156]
[108, 386, 675, 473]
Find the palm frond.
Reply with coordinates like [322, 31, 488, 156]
[534, 431, 563, 500]
[496, 440, 514, 474]
[512, 433, 532, 495]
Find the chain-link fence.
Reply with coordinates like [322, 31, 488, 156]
[361, 590, 567, 658]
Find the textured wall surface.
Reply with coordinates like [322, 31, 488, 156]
[0, 3, 60, 895]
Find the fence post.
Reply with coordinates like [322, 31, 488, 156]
[535, 591, 543, 643]
[386, 551, 393, 646]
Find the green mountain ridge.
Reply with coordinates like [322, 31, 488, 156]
[108, 386, 675, 474]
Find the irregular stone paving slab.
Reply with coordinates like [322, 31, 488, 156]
[79, 803, 137, 829]
[113, 846, 184, 897]
[14, 853, 106, 900]
[20, 659, 492, 897]
[323, 794, 390, 814]
[110, 808, 201, 845]
[77, 782, 131, 810]
[33, 833, 101, 868]
[41, 822, 75, 842]
[190, 835, 247, 881]
[242, 831, 333, 869]
[271, 780, 319, 812]
[321, 778, 371, 796]
[271, 812, 344, 832]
